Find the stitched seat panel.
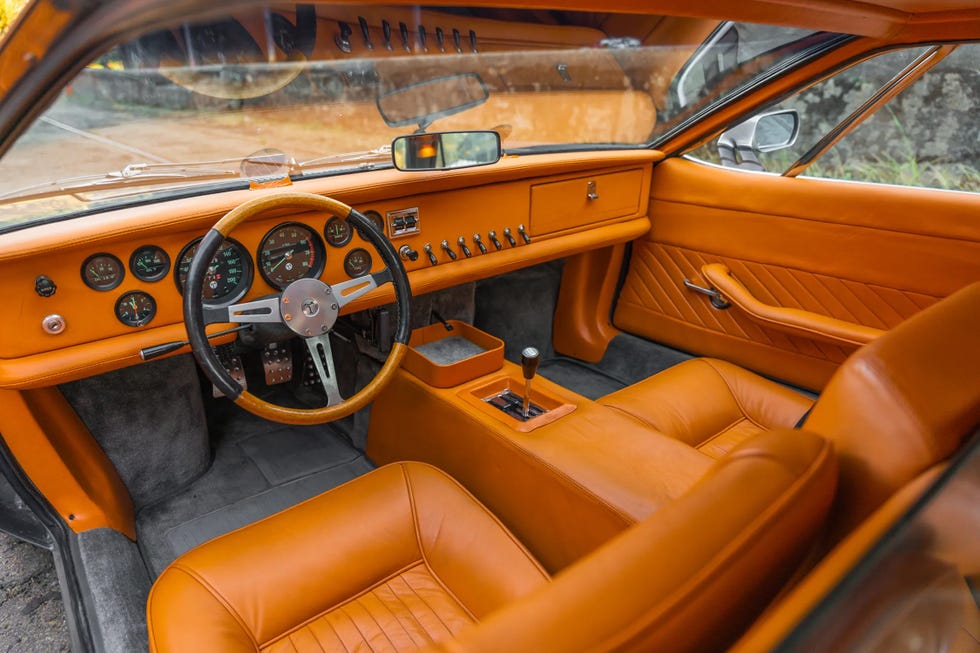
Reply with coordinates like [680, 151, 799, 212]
[697, 419, 765, 459]
[263, 563, 475, 653]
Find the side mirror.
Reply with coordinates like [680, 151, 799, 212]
[392, 131, 501, 171]
[717, 109, 800, 170]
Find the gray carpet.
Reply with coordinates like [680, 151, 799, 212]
[136, 405, 373, 576]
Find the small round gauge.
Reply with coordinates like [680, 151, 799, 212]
[129, 245, 170, 282]
[175, 238, 252, 306]
[343, 248, 373, 278]
[81, 253, 124, 291]
[115, 291, 156, 327]
[360, 210, 385, 236]
[324, 216, 353, 247]
[258, 222, 325, 289]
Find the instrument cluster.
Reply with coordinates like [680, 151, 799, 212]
[77, 210, 386, 328]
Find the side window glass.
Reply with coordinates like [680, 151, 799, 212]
[687, 48, 928, 171]
[806, 44, 979, 192]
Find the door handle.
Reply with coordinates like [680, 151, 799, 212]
[683, 278, 730, 309]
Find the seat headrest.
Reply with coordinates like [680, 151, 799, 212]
[804, 281, 980, 541]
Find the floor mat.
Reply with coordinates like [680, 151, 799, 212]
[539, 358, 627, 399]
[137, 418, 373, 576]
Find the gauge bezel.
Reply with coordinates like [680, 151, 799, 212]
[343, 247, 374, 278]
[360, 210, 386, 237]
[324, 216, 354, 248]
[129, 245, 171, 282]
[81, 253, 125, 291]
[114, 290, 157, 327]
[257, 221, 326, 290]
[174, 237, 253, 307]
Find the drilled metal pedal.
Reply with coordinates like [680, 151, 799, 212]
[261, 342, 293, 385]
[212, 348, 247, 398]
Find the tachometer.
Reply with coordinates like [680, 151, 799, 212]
[258, 222, 325, 289]
[175, 238, 252, 306]
[115, 290, 156, 327]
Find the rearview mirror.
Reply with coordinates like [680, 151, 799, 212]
[392, 131, 501, 171]
[377, 73, 489, 130]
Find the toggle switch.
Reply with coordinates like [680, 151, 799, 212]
[518, 224, 531, 244]
[488, 230, 502, 250]
[457, 236, 472, 258]
[503, 227, 517, 247]
[440, 240, 457, 260]
[424, 244, 438, 265]
[472, 233, 488, 254]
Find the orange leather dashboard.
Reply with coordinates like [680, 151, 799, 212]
[0, 150, 657, 389]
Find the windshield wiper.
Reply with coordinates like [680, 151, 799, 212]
[0, 159, 245, 205]
[298, 145, 392, 171]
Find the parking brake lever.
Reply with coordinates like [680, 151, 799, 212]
[520, 347, 540, 419]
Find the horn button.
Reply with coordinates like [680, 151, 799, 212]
[280, 278, 339, 337]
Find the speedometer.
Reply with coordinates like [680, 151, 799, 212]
[258, 222, 325, 289]
[175, 237, 252, 306]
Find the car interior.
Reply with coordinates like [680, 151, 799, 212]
[0, 2, 977, 652]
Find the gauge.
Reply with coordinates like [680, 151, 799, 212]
[115, 291, 156, 327]
[324, 216, 353, 247]
[175, 238, 252, 306]
[81, 253, 124, 291]
[258, 222, 325, 289]
[360, 210, 386, 237]
[343, 248, 373, 278]
[129, 245, 171, 282]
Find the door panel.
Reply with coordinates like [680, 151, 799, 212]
[614, 158, 980, 390]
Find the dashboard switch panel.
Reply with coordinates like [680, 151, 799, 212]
[387, 207, 421, 238]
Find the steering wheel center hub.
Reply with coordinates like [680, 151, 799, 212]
[280, 277, 339, 337]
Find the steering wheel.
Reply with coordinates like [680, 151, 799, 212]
[183, 192, 411, 425]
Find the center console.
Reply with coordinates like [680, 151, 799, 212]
[367, 321, 713, 572]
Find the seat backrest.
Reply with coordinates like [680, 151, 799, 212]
[802, 281, 980, 544]
[432, 429, 837, 653]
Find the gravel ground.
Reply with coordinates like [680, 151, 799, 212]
[0, 532, 70, 653]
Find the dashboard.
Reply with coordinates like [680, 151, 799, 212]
[0, 150, 658, 389]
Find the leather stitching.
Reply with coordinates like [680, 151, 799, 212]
[165, 564, 258, 649]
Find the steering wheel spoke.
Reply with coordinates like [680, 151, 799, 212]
[217, 295, 284, 324]
[332, 269, 392, 309]
[305, 334, 343, 406]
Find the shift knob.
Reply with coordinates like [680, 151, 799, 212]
[521, 347, 540, 380]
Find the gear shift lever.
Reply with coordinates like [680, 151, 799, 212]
[520, 347, 540, 419]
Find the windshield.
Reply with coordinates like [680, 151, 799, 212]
[0, 5, 841, 230]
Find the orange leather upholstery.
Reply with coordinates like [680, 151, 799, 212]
[803, 280, 980, 543]
[147, 462, 549, 653]
[147, 432, 835, 653]
[599, 357, 813, 458]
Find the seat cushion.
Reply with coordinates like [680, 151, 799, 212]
[599, 358, 814, 458]
[147, 462, 549, 653]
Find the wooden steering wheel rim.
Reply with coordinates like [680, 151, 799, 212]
[183, 192, 411, 425]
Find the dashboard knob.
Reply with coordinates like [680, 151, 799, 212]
[398, 245, 419, 262]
